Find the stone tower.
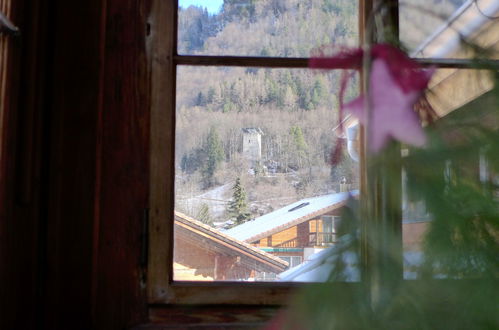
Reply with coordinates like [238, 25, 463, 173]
[242, 128, 263, 163]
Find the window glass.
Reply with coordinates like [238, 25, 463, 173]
[402, 163, 431, 279]
[402, 67, 499, 279]
[280, 256, 303, 268]
[177, 0, 358, 57]
[425, 68, 494, 117]
[173, 65, 360, 282]
[319, 215, 342, 244]
[400, 0, 499, 59]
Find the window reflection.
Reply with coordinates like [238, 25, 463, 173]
[400, 0, 499, 59]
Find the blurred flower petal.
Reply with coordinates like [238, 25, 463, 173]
[309, 44, 433, 153]
[345, 59, 427, 152]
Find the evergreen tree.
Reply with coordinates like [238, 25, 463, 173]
[196, 203, 213, 225]
[310, 78, 327, 108]
[177, 6, 220, 53]
[201, 127, 225, 188]
[206, 87, 216, 104]
[284, 125, 310, 171]
[195, 91, 207, 106]
[180, 154, 190, 173]
[227, 177, 251, 226]
[180, 148, 204, 174]
[291, 126, 308, 157]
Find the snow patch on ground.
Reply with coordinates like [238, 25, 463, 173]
[179, 183, 232, 219]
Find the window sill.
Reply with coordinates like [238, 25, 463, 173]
[132, 305, 278, 329]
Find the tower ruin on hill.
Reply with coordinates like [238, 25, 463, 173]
[242, 128, 263, 165]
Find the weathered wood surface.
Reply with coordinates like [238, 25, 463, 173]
[1, 0, 150, 328]
[159, 283, 296, 305]
[175, 55, 309, 68]
[148, 0, 176, 304]
[0, 0, 45, 328]
[42, 1, 105, 328]
[92, 0, 151, 328]
[173, 55, 491, 69]
[138, 305, 280, 330]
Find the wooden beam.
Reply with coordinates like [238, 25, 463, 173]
[92, 0, 150, 328]
[175, 55, 309, 68]
[148, 0, 176, 305]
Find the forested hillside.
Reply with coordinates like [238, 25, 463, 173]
[174, 0, 464, 225]
[178, 0, 358, 56]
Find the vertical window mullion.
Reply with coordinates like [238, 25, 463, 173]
[360, 0, 404, 310]
[148, 0, 177, 303]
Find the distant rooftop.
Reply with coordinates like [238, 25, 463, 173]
[225, 190, 358, 243]
[412, 0, 499, 58]
[175, 211, 288, 272]
[242, 127, 264, 135]
[278, 235, 360, 282]
[278, 242, 424, 282]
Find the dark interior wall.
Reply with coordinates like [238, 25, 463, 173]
[0, 0, 150, 328]
[93, 0, 150, 327]
[43, 0, 104, 327]
[0, 0, 49, 328]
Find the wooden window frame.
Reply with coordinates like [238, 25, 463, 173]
[147, 0, 497, 307]
[147, 0, 370, 305]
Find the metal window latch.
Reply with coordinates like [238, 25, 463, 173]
[0, 11, 19, 36]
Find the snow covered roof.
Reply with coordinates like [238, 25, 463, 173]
[278, 239, 424, 282]
[279, 235, 360, 282]
[242, 127, 263, 135]
[224, 190, 358, 242]
[412, 0, 499, 58]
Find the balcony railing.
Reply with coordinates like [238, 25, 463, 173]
[273, 233, 338, 248]
[309, 232, 337, 246]
[274, 237, 299, 248]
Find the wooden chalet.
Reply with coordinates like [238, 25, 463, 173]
[225, 192, 358, 273]
[224, 190, 431, 277]
[174, 212, 288, 281]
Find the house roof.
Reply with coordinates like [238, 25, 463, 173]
[411, 0, 499, 119]
[224, 190, 358, 243]
[242, 127, 263, 135]
[174, 211, 288, 273]
[278, 242, 359, 282]
[412, 0, 499, 58]
[278, 236, 423, 282]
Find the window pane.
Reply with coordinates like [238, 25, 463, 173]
[426, 68, 494, 117]
[174, 65, 360, 282]
[402, 67, 499, 279]
[400, 0, 499, 59]
[402, 165, 431, 280]
[178, 0, 358, 57]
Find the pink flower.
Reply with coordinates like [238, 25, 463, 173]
[310, 44, 433, 153]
